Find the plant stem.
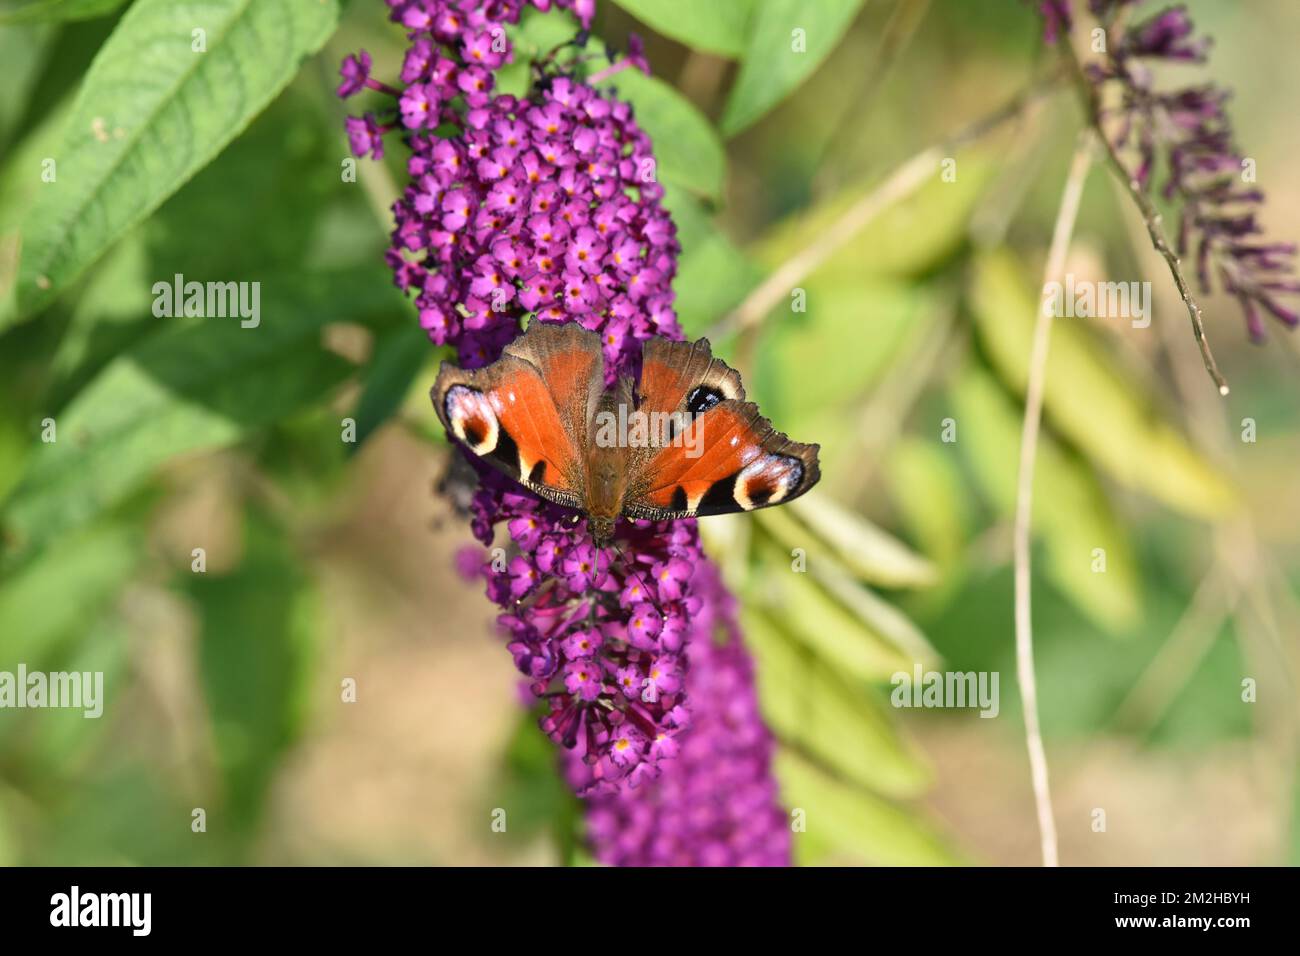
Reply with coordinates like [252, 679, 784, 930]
[1013, 132, 1094, 868]
[1060, 40, 1229, 394]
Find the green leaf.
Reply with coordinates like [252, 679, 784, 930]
[349, 324, 434, 454]
[662, 186, 762, 337]
[787, 493, 937, 589]
[969, 249, 1237, 520]
[744, 610, 930, 798]
[610, 68, 726, 201]
[0, 0, 126, 24]
[0, 89, 71, 309]
[0, 23, 56, 146]
[609, 0, 753, 58]
[0, 413, 28, 505]
[752, 153, 994, 284]
[28, 768, 218, 865]
[18, 615, 128, 772]
[751, 277, 932, 437]
[0, 522, 136, 667]
[776, 749, 962, 865]
[883, 437, 971, 572]
[0, 271, 387, 556]
[749, 531, 933, 682]
[492, 710, 580, 853]
[0, 793, 16, 866]
[46, 227, 154, 410]
[8, 0, 340, 322]
[147, 87, 356, 279]
[394, 353, 453, 448]
[720, 0, 865, 137]
[951, 364, 1142, 635]
[188, 510, 316, 838]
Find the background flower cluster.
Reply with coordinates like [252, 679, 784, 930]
[1040, 0, 1300, 341]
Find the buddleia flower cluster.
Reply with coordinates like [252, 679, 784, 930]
[464, 473, 702, 791]
[1038, 0, 1299, 341]
[340, 0, 675, 373]
[566, 561, 791, 866]
[338, 0, 790, 848]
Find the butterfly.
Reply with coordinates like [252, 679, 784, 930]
[432, 321, 820, 548]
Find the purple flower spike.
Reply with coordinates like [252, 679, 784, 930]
[568, 561, 791, 866]
[471, 471, 705, 789]
[1036, 1, 1300, 342]
[341, 1, 792, 860]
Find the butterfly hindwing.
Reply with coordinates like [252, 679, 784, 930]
[432, 322, 604, 510]
[622, 335, 817, 519]
[623, 397, 820, 520]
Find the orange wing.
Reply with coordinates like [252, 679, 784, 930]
[637, 335, 744, 419]
[626, 401, 819, 518]
[624, 336, 820, 520]
[432, 322, 604, 509]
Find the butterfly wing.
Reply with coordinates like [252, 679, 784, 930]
[623, 338, 819, 519]
[432, 321, 603, 510]
[636, 335, 745, 417]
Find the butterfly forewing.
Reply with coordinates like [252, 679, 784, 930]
[432, 323, 604, 510]
[503, 321, 605, 444]
[637, 336, 744, 420]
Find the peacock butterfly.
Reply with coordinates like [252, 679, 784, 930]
[432, 321, 820, 547]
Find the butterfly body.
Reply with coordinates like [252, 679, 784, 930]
[433, 322, 820, 547]
[583, 386, 634, 543]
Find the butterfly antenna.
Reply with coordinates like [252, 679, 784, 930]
[608, 539, 667, 621]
